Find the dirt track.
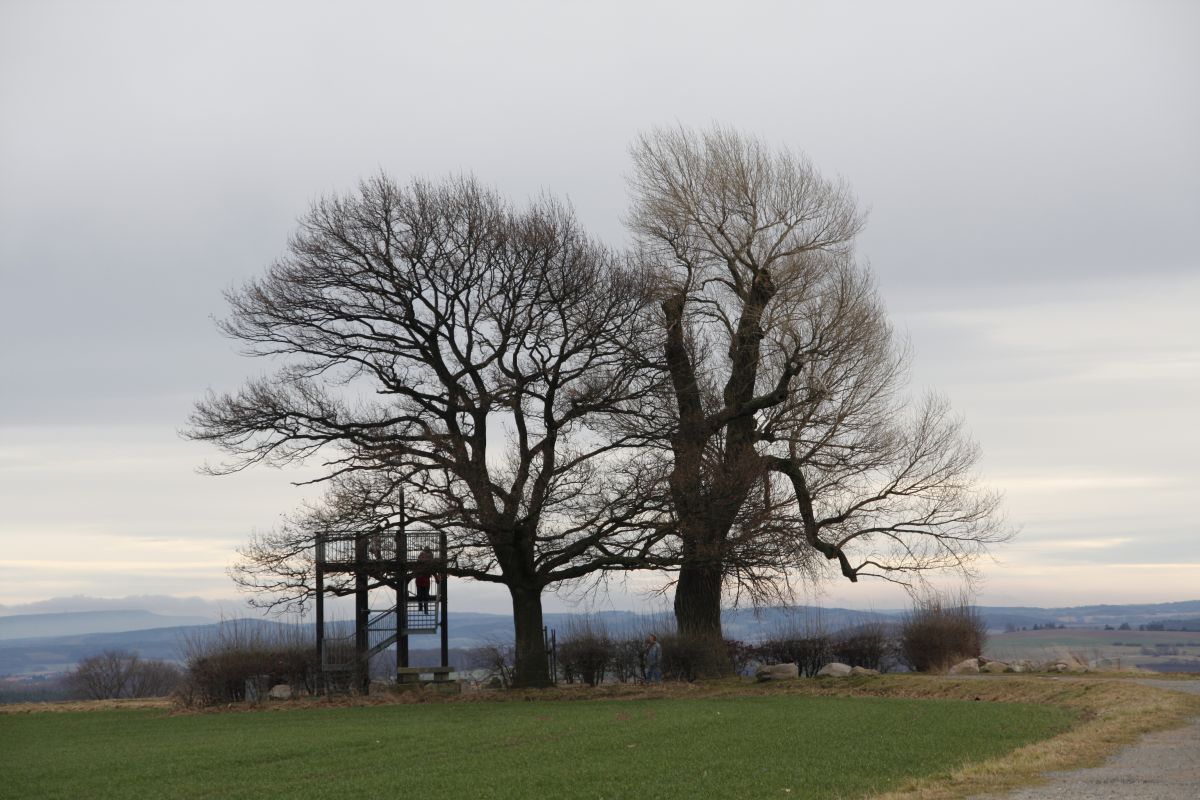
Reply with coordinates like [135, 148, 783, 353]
[970, 679, 1200, 800]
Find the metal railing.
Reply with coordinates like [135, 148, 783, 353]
[316, 530, 445, 565]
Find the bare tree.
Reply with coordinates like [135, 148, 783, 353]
[188, 175, 669, 687]
[626, 126, 1007, 672]
[123, 658, 183, 698]
[68, 650, 135, 700]
[67, 650, 181, 699]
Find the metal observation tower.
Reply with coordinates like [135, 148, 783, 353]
[313, 523, 451, 692]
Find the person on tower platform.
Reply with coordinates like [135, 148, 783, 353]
[413, 546, 440, 614]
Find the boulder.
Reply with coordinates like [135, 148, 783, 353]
[816, 662, 852, 677]
[268, 684, 293, 701]
[980, 660, 1010, 674]
[850, 666, 880, 676]
[755, 663, 800, 682]
[948, 658, 980, 675]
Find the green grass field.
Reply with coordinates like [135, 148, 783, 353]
[2, 694, 1074, 800]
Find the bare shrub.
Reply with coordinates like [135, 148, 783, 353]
[67, 650, 183, 700]
[831, 622, 893, 671]
[659, 633, 720, 682]
[177, 619, 317, 706]
[754, 634, 832, 677]
[725, 639, 756, 676]
[468, 642, 516, 689]
[125, 658, 185, 697]
[755, 614, 834, 677]
[609, 638, 646, 683]
[558, 618, 613, 687]
[899, 594, 986, 672]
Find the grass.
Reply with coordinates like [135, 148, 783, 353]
[2, 691, 1074, 800]
[853, 676, 1200, 800]
[4, 675, 1197, 800]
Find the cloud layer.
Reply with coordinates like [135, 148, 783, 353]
[2, 0, 1196, 611]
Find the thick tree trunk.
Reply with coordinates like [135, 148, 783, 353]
[509, 583, 552, 688]
[673, 561, 723, 637]
[672, 535, 733, 678]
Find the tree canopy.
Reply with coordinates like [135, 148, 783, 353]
[191, 129, 1008, 683]
[626, 127, 1007, 669]
[189, 176, 668, 686]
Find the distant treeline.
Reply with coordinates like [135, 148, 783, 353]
[1138, 620, 1200, 632]
[1103, 620, 1200, 632]
[0, 675, 73, 704]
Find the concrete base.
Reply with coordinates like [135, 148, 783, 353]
[390, 679, 462, 695]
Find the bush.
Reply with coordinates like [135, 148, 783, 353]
[67, 650, 183, 700]
[609, 637, 646, 683]
[178, 619, 317, 707]
[761, 635, 832, 677]
[657, 634, 707, 681]
[648, 632, 742, 680]
[467, 642, 516, 689]
[558, 618, 613, 686]
[725, 639, 756, 676]
[899, 594, 986, 672]
[751, 612, 840, 677]
[831, 623, 893, 672]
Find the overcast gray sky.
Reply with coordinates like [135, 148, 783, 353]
[2, 0, 1197, 614]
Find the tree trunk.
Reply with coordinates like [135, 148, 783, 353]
[509, 583, 552, 688]
[672, 535, 733, 678]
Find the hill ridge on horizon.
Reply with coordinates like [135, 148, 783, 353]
[5, 593, 1200, 617]
[4, 599, 1200, 679]
[3, 598, 1200, 644]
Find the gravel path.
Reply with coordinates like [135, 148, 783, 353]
[969, 679, 1200, 800]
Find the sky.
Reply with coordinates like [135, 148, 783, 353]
[1, 0, 1197, 616]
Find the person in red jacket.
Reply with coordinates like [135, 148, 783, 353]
[413, 547, 440, 614]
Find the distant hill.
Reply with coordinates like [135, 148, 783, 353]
[0, 616, 485, 676]
[3, 600, 1199, 679]
[0, 625, 207, 674]
[0, 595, 237, 619]
[0, 610, 216, 640]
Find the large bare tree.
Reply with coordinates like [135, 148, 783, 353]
[627, 127, 1007, 669]
[188, 175, 667, 687]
